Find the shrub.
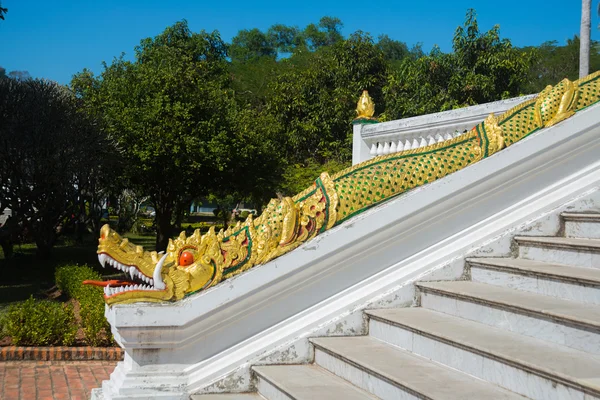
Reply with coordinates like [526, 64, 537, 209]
[55, 264, 112, 346]
[55, 264, 102, 299]
[1, 297, 77, 346]
[78, 285, 112, 346]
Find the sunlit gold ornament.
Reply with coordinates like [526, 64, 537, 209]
[355, 90, 376, 120]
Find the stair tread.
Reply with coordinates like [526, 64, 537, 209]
[311, 336, 526, 399]
[467, 257, 600, 285]
[252, 364, 377, 400]
[562, 212, 600, 222]
[417, 280, 600, 328]
[514, 236, 600, 250]
[191, 394, 263, 400]
[366, 307, 600, 392]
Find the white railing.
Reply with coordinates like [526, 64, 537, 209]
[352, 95, 537, 165]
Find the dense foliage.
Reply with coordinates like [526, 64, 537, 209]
[1, 297, 77, 346]
[55, 264, 113, 346]
[0, 78, 115, 258]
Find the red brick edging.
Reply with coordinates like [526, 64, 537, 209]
[0, 346, 124, 361]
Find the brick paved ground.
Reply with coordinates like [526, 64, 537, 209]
[0, 360, 117, 400]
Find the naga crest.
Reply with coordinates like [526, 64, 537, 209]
[91, 72, 600, 305]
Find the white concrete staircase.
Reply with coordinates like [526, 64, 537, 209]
[194, 211, 600, 400]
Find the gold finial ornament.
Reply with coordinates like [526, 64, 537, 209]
[355, 90, 376, 120]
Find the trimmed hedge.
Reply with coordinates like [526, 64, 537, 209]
[55, 264, 102, 299]
[55, 264, 112, 346]
[1, 297, 77, 346]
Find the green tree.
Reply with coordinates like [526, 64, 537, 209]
[230, 28, 277, 63]
[72, 21, 236, 250]
[267, 31, 388, 166]
[73, 21, 283, 249]
[448, 9, 532, 104]
[523, 36, 600, 93]
[376, 35, 409, 62]
[7, 71, 32, 81]
[303, 16, 344, 50]
[383, 9, 533, 119]
[267, 24, 306, 54]
[229, 56, 282, 108]
[0, 78, 113, 258]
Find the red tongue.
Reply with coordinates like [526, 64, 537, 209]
[83, 279, 131, 287]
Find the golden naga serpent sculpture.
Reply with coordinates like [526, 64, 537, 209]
[89, 72, 600, 305]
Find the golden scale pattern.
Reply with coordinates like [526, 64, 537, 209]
[98, 72, 600, 304]
[333, 132, 480, 222]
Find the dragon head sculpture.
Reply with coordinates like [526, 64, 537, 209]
[89, 224, 222, 305]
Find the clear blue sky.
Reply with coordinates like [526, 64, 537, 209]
[1, 0, 598, 84]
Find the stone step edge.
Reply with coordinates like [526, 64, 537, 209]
[251, 365, 338, 400]
[191, 394, 263, 399]
[310, 337, 441, 399]
[251, 366, 290, 398]
[365, 309, 600, 398]
[0, 345, 124, 361]
[514, 236, 600, 252]
[311, 339, 417, 396]
[466, 258, 600, 287]
[562, 212, 600, 222]
[415, 282, 600, 331]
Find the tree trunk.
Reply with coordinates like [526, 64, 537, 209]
[0, 237, 13, 258]
[34, 233, 54, 260]
[580, 0, 591, 78]
[35, 242, 53, 260]
[0, 215, 15, 258]
[155, 207, 173, 252]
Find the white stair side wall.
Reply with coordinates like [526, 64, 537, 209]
[96, 104, 600, 399]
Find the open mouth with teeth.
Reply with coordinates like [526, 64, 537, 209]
[89, 225, 177, 305]
[83, 253, 167, 298]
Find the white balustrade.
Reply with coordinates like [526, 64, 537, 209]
[352, 94, 537, 165]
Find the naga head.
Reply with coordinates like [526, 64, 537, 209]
[88, 224, 222, 305]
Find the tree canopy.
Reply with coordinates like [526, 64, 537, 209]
[5, 9, 594, 257]
[0, 78, 114, 258]
[72, 21, 286, 250]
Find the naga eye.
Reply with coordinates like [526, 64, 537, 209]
[179, 251, 194, 266]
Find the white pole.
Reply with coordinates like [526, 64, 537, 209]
[580, 0, 591, 78]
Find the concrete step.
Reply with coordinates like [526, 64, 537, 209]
[468, 257, 600, 304]
[366, 307, 600, 400]
[252, 364, 377, 400]
[191, 394, 264, 400]
[514, 236, 600, 268]
[563, 212, 600, 239]
[416, 280, 600, 355]
[311, 336, 526, 400]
